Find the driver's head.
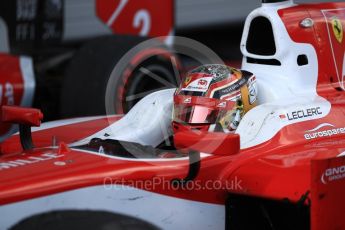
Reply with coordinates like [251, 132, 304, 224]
[172, 64, 257, 133]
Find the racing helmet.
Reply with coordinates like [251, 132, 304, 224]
[172, 64, 258, 133]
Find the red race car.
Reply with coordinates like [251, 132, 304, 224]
[1, 0, 345, 229]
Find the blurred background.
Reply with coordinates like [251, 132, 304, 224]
[177, 0, 343, 60]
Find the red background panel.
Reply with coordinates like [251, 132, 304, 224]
[96, 0, 174, 37]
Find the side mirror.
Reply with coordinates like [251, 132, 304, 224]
[1, 106, 43, 150]
[2, 106, 43, 126]
[174, 130, 240, 156]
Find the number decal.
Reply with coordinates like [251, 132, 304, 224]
[96, 0, 174, 37]
[106, 0, 151, 36]
[97, 0, 173, 38]
[133, 9, 151, 36]
[0, 83, 14, 106]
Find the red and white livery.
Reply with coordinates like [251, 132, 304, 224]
[1, 1, 345, 229]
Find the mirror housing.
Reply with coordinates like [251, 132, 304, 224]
[174, 130, 240, 156]
[2, 106, 43, 127]
[1, 106, 43, 150]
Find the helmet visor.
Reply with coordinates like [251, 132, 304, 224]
[173, 105, 220, 124]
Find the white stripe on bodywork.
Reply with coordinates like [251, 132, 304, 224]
[8, 116, 118, 142]
[338, 151, 345, 157]
[31, 115, 119, 132]
[71, 148, 211, 162]
[106, 0, 129, 26]
[0, 185, 225, 230]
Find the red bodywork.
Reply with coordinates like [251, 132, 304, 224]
[1, 116, 345, 221]
[96, 0, 174, 38]
[0, 55, 26, 137]
[279, 3, 345, 97]
[174, 131, 240, 156]
[279, 4, 345, 228]
[311, 156, 345, 230]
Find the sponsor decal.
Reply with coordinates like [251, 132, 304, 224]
[280, 107, 322, 121]
[210, 73, 252, 99]
[218, 90, 240, 101]
[331, 16, 343, 43]
[304, 123, 345, 140]
[183, 97, 191, 103]
[218, 78, 247, 95]
[279, 114, 286, 119]
[0, 153, 64, 170]
[198, 79, 208, 86]
[182, 77, 213, 93]
[321, 164, 345, 184]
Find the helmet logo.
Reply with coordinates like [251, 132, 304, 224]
[184, 97, 192, 103]
[184, 76, 192, 85]
[182, 77, 213, 92]
[198, 79, 208, 86]
[332, 16, 343, 43]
